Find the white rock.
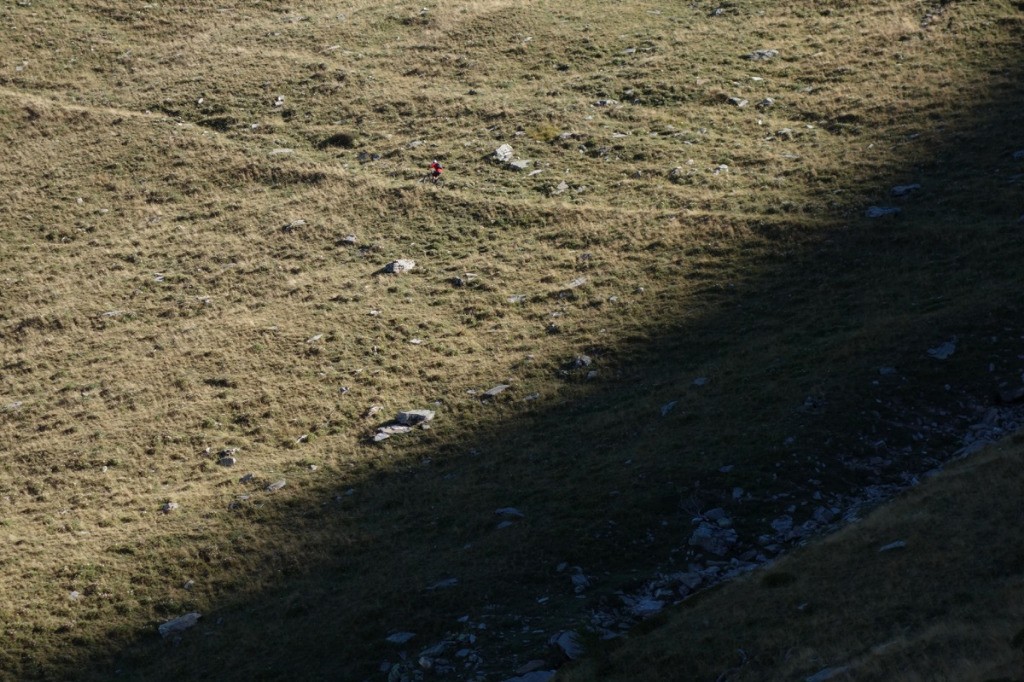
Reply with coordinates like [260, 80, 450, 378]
[161, 502, 179, 514]
[158, 612, 201, 638]
[266, 479, 286, 492]
[396, 409, 435, 426]
[493, 144, 514, 163]
[508, 159, 531, 171]
[483, 384, 510, 398]
[383, 259, 416, 274]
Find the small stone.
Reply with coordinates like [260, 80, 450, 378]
[282, 219, 306, 232]
[727, 97, 748, 108]
[266, 479, 286, 492]
[183, 580, 195, 590]
[571, 572, 590, 593]
[927, 338, 956, 360]
[383, 259, 416, 274]
[503, 672, 556, 682]
[268, 148, 294, 156]
[158, 613, 201, 638]
[550, 180, 570, 196]
[239, 473, 254, 483]
[660, 400, 678, 416]
[806, 666, 850, 682]
[566, 276, 587, 289]
[507, 294, 526, 304]
[493, 144, 514, 164]
[890, 183, 921, 197]
[386, 631, 416, 645]
[218, 456, 236, 467]
[483, 384, 510, 398]
[495, 507, 525, 518]
[879, 540, 907, 552]
[1012, 150, 1024, 161]
[594, 99, 618, 107]
[69, 590, 82, 601]
[756, 97, 775, 109]
[340, 234, 357, 245]
[161, 502, 179, 514]
[572, 355, 592, 368]
[553, 630, 584, 659]
[508, 159, 531, 171]
[692, 377, 709, 386]
[865, 206, 901, 218]
[396, 409, 435, 426]
[426, 578, 459, 590]
[743, 48, 779, 61]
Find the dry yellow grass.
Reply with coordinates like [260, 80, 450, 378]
[1, 0, 1023, 680]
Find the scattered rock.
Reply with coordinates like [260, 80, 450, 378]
[571, 355, 592, 369]
[426, 578, 459, 590]
[161, 501, 179, 514]
[364, 405, 383, 419]
[728, 97, 749, 108]
[268, 148, 293, 156]
[594, 99, 618, 107]
[689, 521, 738, 556]
[660, 400, 678, 416]
[496, 507, 525, 518]
[508, 159, 532, 172]
[396, 409, 435, 426]
[756, 97, 775, 109]
[266, 479, 286, 492]
[383, 259, 416, 274]
[998, 386, 1024, 403]
[386, 631, 417, 645]
[927, 338, 956, 360]
[239, 473, 254, 484]
[865, 206, 901, 218]
[340, 234, 357, 245]
[571, 570, 591, 594]
[743, 48, 779, 60]
[627, 597, 665, 618]
[218, 456, 236, 467]
[281, 219, 306, 232]
[552, 630, 584, 660]
[503, 671, 555, 682]
[69, 590, 82, 601]
[878, 540, 906, 552]
[1013, 150, 1024, 161]
[890, 183, 921, 197]
[806, 666, 850, 682]
[158, 613, 201, 638]
[493, 144, 514, 164]
[483, 384, 510, 398]
[550, 180, 570, 196]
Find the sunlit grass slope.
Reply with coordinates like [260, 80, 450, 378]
[1, 0, 1022, 680]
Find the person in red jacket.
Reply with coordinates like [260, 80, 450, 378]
[429, 159, 444, 179]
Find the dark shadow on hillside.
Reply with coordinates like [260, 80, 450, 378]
[28, 11, 1024, 682]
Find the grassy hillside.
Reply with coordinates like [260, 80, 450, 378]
[1, 0, 1022, 680]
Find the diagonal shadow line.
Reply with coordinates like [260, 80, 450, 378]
[5, 2, 1024, 681]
